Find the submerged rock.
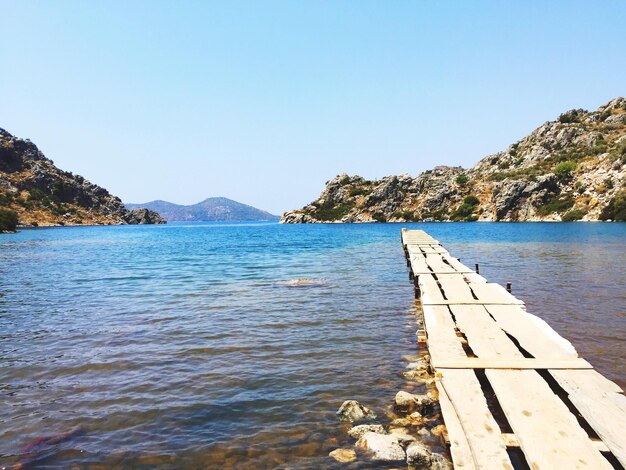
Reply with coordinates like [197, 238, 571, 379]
[388, 428, 417, 445]
[430, 452, 454, 470]
[328, 448, 356, 463]
[347, 424, 385, 439]
[395, 391, 436, 415]
[355, 432, 406, 462]
[336, 400, 377, 423]
[406, 441, 432, 468]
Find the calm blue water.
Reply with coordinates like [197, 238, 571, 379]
[0, 222, 624, 468]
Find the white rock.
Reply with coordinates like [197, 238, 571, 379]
[406, 441, 432, 468]
[336, 400, 377, 423]
[347, 424, 385, 439]
[355, 432, 406, 462]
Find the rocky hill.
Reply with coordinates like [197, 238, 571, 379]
[0, 128, 166, 228]
[126, 197, 278, 222]
[281, 98, 626, 223]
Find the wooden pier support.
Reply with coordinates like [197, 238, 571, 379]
[401, 229, 625, 470]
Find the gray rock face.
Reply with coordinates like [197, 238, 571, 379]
[336, 400, 377, 423]
[124, 208, 166, 225]
[281, 97, 626, 223]
[0, 127, 167, 226]
[355, 432, 406, 462]
[347, 424, 386, 439]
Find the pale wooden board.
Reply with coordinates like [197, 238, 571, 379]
[422, 300, 524, 306]
[484, 305, 578, 359]
[500, 433, 610, 453]
[485, 305, 626, 465]
[440, 253, 476, 273]
[551, 370, 626, 467]
[437, 274, 476, 302]
[468, 282, 522, 305]
[423, 305, 512, 469]
[434, 358, 593, 370]
[418, 274, 446, 304]
[436, 379, 478, 470]
[452, 305, 613, 469]
[425, 253, 457, 273]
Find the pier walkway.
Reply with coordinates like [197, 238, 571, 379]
[401, 229, 625, 469]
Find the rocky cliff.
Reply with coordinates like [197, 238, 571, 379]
[281, 98, 626, 223]
[0, 128, 166, 227]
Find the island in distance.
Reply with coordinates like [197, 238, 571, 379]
[126, 197, 279, 222]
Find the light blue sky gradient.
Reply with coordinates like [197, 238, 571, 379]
[1, 1, 625, 214]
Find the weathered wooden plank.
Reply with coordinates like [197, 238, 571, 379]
[433, 357, 593, 370]
[423, 305, 512, 469]
[468, 282, 521, 305]
[422, 300, 524, 306]
[425, 253, 457, 273]
[551, 370, 626, 467]
[418, 274, 446, 304]
[500, 434, 610, 453]
[485, 304, 626, 464]
[437, 274, 476, 302]
[436, 378, 478, 470]
[485, 305, 578, 358]
[452, 305, 613, 469]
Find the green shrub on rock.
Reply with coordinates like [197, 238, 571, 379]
[561, 209, 587, 221]
[554, 161, 577, 180]
[0, 208, 18, 232]
[455, 174, 469, 185]
[600, 192, 626, 221]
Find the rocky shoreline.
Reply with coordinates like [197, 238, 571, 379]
[328, 306, 452, 469]
[0, 128, 166, 228]
[282, 97, 626, 223]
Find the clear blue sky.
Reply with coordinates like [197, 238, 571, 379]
[1, 1, 625, 214]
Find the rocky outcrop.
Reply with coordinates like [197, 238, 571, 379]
[281, 97, 626, 222]
[0, 128, 166, 227]
[355, 432, 406, 462]
[336, 400, 377, 423]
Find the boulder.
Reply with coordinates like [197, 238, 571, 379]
[347, 424, 385, 439]
[336, 400, 377, 423]
[388, 428, 417, 445]
[328, 448, 356, 463]
[406, 441, 432, 468]
[355, 432, 406, 462]
[395, 391, 436, 415]
[430, 452, 454, 470]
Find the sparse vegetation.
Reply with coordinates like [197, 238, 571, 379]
[0, 208, 18, 232]
[554, 161, 577, 180]
[455, 174, 469, 185]
[536, 194, 575, 216]
[311, 201, 354, 221]
[599, 192, 626, 221]
[561, 209, 587, 221]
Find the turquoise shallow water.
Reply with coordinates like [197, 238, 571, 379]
[0, 222, 624, 468]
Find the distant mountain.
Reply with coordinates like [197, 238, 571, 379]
[126, 197, 279, 222]
[0, 128, 165, 227]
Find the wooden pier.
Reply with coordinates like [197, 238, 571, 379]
[401, 229, 625, 470]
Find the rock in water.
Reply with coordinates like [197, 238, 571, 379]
[124, 208, 166, 224]
[336, 400, 377, 423]
[406, 441, 432, 468]
[430, 452, 454, 470]
[355, 432, 406, 462]
[347, 424, 386, 439]
[328, 448, 356, 463]
[395, 391, 436, 415]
